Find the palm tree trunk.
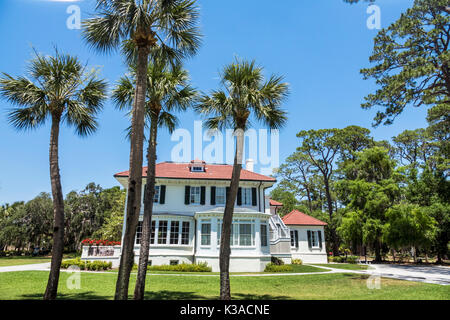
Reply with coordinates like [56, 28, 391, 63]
[115, 46, 148, 300]
[134, 107, 160, 300]
[44, 113, 65, 300]
[219, 127, 245, 300]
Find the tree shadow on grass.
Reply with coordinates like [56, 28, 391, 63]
[341, 273, 370, 280]
[144, 290, 211, 300]
[20, 291, 111, 300]
[232, 293, 291, 300]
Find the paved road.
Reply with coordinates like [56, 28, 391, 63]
[1, 262, 449, 285]
[368, 264, 450, 286]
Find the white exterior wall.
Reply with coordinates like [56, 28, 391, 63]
[194, 212, 272, 272]
[110, 176, 274, 272]
[289, 225, 327, 264]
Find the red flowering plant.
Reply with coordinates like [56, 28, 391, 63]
[81, 238, 121, 247]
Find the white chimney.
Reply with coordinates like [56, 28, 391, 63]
[246, 159, 254, 172]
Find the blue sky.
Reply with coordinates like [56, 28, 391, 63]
[0, 0, 426, 205]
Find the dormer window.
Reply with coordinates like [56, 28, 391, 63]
[189, 159, 206, 172]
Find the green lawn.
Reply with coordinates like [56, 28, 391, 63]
[0, 271, 448, 300]
[0, 256, 51, 267]
[313, 263, 370, 271]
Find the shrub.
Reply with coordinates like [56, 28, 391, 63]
[291, 259, 303, 265]
[264, 263, 293, 273]
[148, 262, 212, 272]
[328, 255, 359, 264]
[346, 255, 359, 264]
[60, 257, 112, 271]
[270, 256, 284, 265]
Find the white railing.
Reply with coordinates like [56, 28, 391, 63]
[268, 214, 290, 242]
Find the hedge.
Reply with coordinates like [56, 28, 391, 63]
[147, 262, 212, 272]
[264, 263, 293, 272]
[60, 257, 112, 271]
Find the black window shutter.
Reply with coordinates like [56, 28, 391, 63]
[210, 186, 216, 205]
[184, 186, 190, 205]
[237, 188, 242, 206]
[307, 230, 312, 249]
[318, 230, 322, 250]
[251, 188, 257, 206]
[200, 186, 206, 205]
[159, 185, 166, 204]
[295, 230, 299, 248]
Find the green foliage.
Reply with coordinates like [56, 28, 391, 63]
[329, 256, 359, 264]
[361, 0, 450, 126]
[60, 257, 112, 271]
[264, 263, 293, 273]
[147, 262, 212, 273]
[384, 203, 437, 258]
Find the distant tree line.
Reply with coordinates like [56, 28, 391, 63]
[0, 184, 125, 254]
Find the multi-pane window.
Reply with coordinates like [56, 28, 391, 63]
[218, 220, 255, 247]
[150, 220, 156, 244]
[153, 186, 160, 203]
[158, 221, 168, 244]
[241, 188, 252, 206]
[190, 186, 201, 204]
[170, 221, 180, 244]
[239, 224, 252, 246]
[290, 230, 298, 248]
[191, 166, 204, 172]
[260, 224, 268, 247]
[201, 221, 211, 246]
[309, 230, 319, 247]
[181, 221, 190, 245]
[216, 187, 226, 205]
[136, 221, 143, 245]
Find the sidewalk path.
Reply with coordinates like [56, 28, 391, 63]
[0, 262, 51, 273]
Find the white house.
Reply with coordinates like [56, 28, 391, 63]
[81, 160, 328, 271]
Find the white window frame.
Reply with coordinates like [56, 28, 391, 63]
[200, 220, 211, 246]
[241, 188, 252, 206]
[170, 221, 180, 245]
[181, 221, 190, 245]
[190, 186, 201, 205]
[215, 187, 226, 205]
[191, 166, 204, 172]
[309, 230, 320, 248]
[290, 230, 298, 248]
[217, 219, 255, 247]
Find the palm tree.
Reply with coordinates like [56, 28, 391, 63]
[195, 59, 289, 300]
[0, 50, 107, 300]
[113, 60, 197, 300]
[82, 0, 201, 299]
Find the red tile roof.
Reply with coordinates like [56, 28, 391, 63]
[282, 210, 327, 226]
[270, 199, 283, 206]
[114, 162, 276, 182]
